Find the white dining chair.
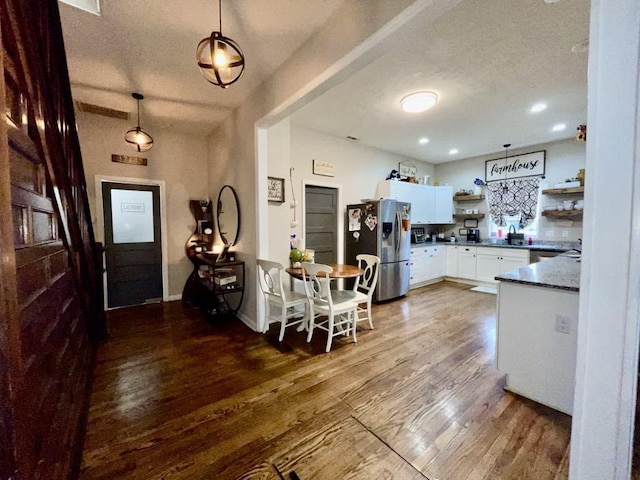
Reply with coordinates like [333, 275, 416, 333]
[257, 259, 308, 341]
[300, 262, 359, 353]
[333, 254, 380, 329]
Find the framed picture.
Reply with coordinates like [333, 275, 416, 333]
[267, 176, 285, 203]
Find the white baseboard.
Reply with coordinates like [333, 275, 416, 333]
[237, 312, 258, 332]
[165, 294, 182, 302]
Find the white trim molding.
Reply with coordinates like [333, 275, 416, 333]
[94, 174, 170, 308]
[570, 1, 640, 478]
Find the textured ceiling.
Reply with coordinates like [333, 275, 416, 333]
[59, 0, 347, 134]
[290, 0, 590, 163]
[59, 0, 589, 163]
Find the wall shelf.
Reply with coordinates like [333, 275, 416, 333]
[453, 213, 485, 220]
[541, 186, 584, 195]
[453, 194, 485, 202]
[541, 210, 583, 218]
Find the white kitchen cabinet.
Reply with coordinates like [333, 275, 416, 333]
[410, 245, 445, 287]
[475, 247, 530, 283]
[457, 246, 477, 280]
[445, 245, 458, 277]
[434, 185, 453, 223]
[376, 181, 453, 225]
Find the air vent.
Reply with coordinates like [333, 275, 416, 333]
[346, 135, 359, 141]
[75, 101, 129, 120]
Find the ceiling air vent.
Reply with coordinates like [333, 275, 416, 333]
[75, 101, 129, 120]
[346, 135, 359, 141]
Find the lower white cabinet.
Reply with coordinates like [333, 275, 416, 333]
[410, 245, 445, 287]
[445, 245, 458, 277]
[457, 246, 477, 280]
[475, 247, 530, 283]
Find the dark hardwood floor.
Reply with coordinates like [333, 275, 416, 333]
[79, 281, 571, 480]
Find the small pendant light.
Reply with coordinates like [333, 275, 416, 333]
[502, 143, 511, 194]
[125, 93, 153, 152]
[196, 0, 245, 89]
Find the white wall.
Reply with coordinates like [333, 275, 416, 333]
[435, 138, 586, 241]
[266, 118, 292, 267]
[76, 112, 209, 298]
[287, 125, 435, 258]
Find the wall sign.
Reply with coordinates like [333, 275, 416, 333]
[398, 162, 417, 178]
[313, 159, 335, 177]
[485, 150, 545, 182]
[267, 176, 285, 203]
[112, 154, 147, 166]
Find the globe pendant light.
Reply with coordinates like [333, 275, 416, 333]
[502, 143, 511, 193]
[124, 93, 153, 152]
[196, 0, 245, 88]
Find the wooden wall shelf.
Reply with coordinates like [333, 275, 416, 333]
[453, 213, 485, 220]
[541, 187, 584, 195]
[542, 210, 583, 218]
[453, 194, 485, 202]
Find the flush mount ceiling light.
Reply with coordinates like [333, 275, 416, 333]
[530, 102, 547, 113]
[196, 0, 245, 89]
[124, 93, 153, 152]
[552, 123, 567, 132]
[419, 137, 430, 145]
[401, 91, 438, 113]
[449, 148, 458, 155]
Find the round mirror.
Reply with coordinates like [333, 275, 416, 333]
[216, 185, 240, 246]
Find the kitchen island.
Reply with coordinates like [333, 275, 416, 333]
[495, 255, 580, 414]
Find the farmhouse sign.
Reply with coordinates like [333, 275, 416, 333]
[485, 150, 545, 183]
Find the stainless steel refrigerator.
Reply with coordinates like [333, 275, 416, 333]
[345, 199, 411, 302]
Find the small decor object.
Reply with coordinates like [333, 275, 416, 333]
[199, 198, 211, 212]
[312, 159, 335, 177]
[576, 124, 587, 142]
[386, 169, 400, 180]
[124, 93, 153, 152]
[289, 248, 303, 268]
[196, 0, 245, 88]
[267, 177, 285, 203]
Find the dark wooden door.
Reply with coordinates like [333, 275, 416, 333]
[103, 182, 162, 308]
[305, 185, 338, 265]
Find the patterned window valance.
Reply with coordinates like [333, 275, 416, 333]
[486, 177, 541, 229]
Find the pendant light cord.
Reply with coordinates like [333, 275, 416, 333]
[136, 97, 141, 127]
[218, 0, 222, 33]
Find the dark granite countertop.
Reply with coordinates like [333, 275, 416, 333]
[495, 255, 581, 292]
[411, 240, 580, 252]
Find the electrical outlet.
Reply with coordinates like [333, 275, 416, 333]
[562, 230, 569, 238]
[555, 314, 571, 334]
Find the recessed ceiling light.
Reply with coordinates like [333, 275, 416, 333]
[530, 102, 547, 113]
[401, 91, 438, 113]
[419, 137, 430, 145]
[449, 148, 459, 155]
[552, 123, 567, 132]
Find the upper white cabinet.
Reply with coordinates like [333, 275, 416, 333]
[376, 181, 453, 224]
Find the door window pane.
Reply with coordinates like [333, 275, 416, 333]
[111, 189, 154, 243]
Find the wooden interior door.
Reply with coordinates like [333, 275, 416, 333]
[305, 185, 338, 264]
[103, 182, 163, 308]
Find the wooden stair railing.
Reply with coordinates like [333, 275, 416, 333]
[0, 0, 107, 479]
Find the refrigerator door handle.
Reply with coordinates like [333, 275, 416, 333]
[395, 211, 401, 256]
